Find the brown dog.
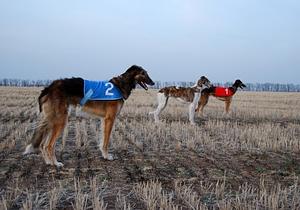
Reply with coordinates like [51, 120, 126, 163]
[149, 76, 211, 125]
[24, 65, 155, 167]
[196, 79, 246, 115]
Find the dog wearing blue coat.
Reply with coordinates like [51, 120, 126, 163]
[24, 65, 155, 167]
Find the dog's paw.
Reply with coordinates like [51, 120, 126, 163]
[54, 161, 64, 168]
[107, 154, 114, 160]
[45, 159, 52, 165]
[190, 122, 196, 126]
[103, 153, 114, 161]
[154, 119, 161, 123]
[23, 144, 36, 155]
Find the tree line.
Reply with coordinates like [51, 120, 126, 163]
[0, 78, 52, 87]
[152, 81, 300, 92]
[0, 78, 299, 92]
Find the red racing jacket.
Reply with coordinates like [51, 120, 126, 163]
[214, 87, 234, 97]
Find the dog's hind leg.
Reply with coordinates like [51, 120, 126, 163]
[189, 103, 196, 125]
[149, 93, 168, 123]
[189, 93, 200, 125]
[40, 132, 52, 165]
[38, 94, 68, 167]
[45, 120, 67, 167]
[61, 119, 69, 152]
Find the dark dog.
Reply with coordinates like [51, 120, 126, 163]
[196, 79, 246, 115]
[24, 65, 155, 167]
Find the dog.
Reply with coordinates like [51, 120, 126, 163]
[149, 76, 211, 125]
[196, 79, 246, 115]
[23, 65, 155, 167]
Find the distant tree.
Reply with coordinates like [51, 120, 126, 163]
[0, 78, 300, 92]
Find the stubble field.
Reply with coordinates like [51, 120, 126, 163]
[0, 86, 300, 209]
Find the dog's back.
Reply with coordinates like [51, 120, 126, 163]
[159, 86, 199, 102]
[38, 78, 84, 112]
[197, 80, 246, 114]
[25, 65, 155, 167]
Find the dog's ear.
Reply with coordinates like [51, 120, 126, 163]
[134, 74, 145, 83]
[197, 79, 203, 87]
[125, 65, 144, 75]
[234, 79, 246, 89]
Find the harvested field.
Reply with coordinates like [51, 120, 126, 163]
[1, 86, 300, 209]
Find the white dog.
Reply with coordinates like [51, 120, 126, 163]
[149, 76, 211, 125]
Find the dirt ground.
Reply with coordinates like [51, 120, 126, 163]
[1, 87, 300, 209]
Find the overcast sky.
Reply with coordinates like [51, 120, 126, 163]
[0, 0, 299, 83]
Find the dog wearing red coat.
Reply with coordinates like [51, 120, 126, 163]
[196, 79, 246, 115]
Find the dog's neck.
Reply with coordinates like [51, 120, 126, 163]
[191, 83, 206, 92]
[230, 84, 239, 93]
[109, 74, 136, 100]
[232, 86, 238, 92]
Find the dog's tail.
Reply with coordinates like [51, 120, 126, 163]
[32, 122, 49, 148]
[38, 86, 51, 112]
[24, 121, 50, 154]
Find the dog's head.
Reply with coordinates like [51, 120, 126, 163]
[233, 79, 246, 89]
[196, 76, 211, 88]
[124, 65, 155, 90]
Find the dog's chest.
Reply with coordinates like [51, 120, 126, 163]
[80, 80, 123, 105]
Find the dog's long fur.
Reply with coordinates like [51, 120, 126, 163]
[149, 76, 211, 125]
[196, 79, 246, 115]
[24, 65, 154, 167]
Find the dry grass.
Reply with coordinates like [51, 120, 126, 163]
[0, 87, 300, 209]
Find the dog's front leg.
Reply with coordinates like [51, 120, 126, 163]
[196, 94, 209, 116]
[100, 116, 115, 160]
[188, 103, 196, 125]
[224, 98, 232, 114]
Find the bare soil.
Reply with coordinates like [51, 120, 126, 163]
[1, 87, 300, 209]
